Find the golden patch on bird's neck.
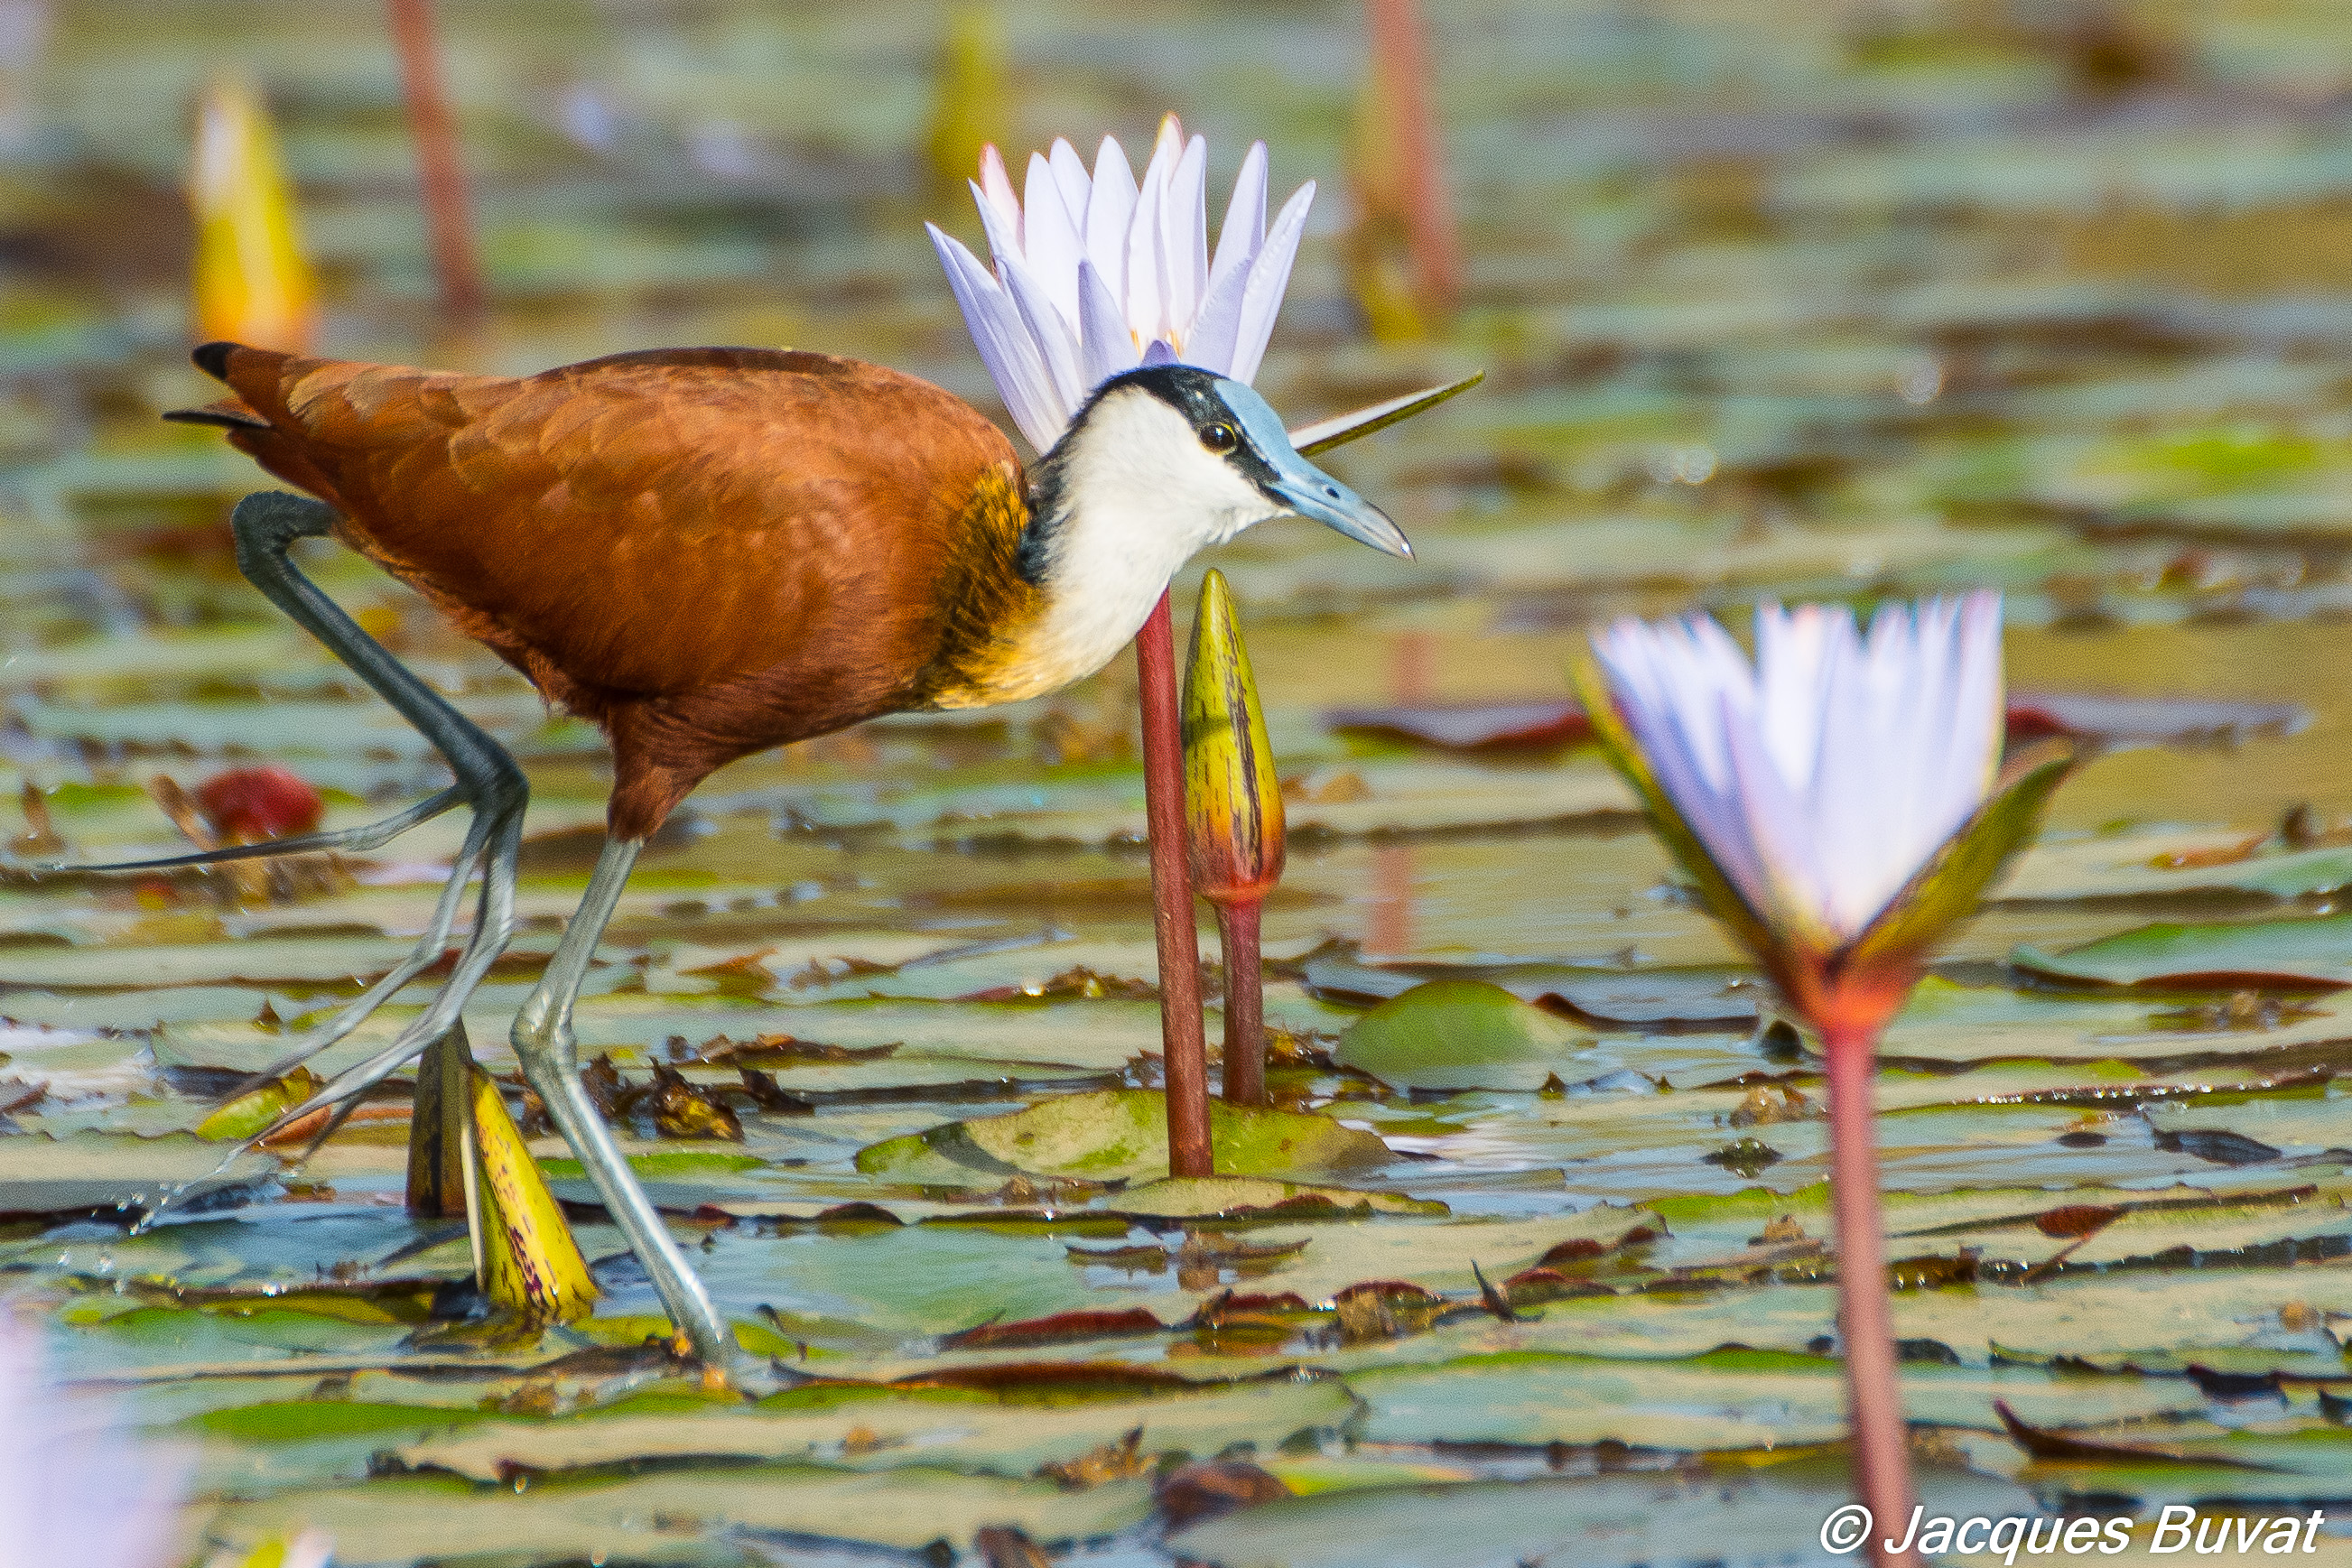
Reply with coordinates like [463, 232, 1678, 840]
[910, 462, 1052, 709]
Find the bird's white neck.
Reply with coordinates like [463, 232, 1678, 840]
[960, 391, 1277, 704]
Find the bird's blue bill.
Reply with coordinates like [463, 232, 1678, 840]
[1216, 376, 1416, 559]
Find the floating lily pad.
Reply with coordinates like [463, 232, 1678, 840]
[1335, 979, 1594, 1091]
[1101, 1177, 1446, 1220]
[2014, 914, 2352, 991]
[853, 1090, 1395, 1184]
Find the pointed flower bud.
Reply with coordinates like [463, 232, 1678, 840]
[925, 5, 1008, 191]
[189, 79, 316, 351]
[466, 1066, 597, 1323]
[1576, 593, 2073, 1040]
[1182, 570, 1285, 905]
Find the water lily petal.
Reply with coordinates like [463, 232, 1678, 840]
[997, 243, 1086, 417]
[978, 143, 1022, 252]
[1076, 257, 1141, 387]
[927, 223, 1065, 453]
[1085, 135, 1139, 306]
[1723, 693, 1841, 943]
[1022, 151, 1083, 331]
[1185, 251, 1252, 376]
[1163, 133, 1209, 339]
[1594, 615, 1772, 927]
[1754, 601, 1832, 794]
[1142, 338, 1179, 366]
[968, 176, 1024, 274]
[1126, 131, 1176, 346]
[1049, 136, 1092, 230]
[1226, 180, 1315, 385]
[1208, 140, 1269, 296]
[0, 1321, 190, 1568]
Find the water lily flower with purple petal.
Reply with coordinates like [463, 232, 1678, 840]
[0, 1316, 190, 1568]
[924, 116, 1472, 1183]
[925, 114, 1312, 452]
[1576, 593, 2074, 1568]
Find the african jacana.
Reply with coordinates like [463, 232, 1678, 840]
[75, 121, 1464, 1375]
[85, 339, 1414, 1370]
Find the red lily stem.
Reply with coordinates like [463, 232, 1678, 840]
[1824, 1018, 1920, 1568]
[386, 0, 487, 322]
[1137, 589, 1213, 1176]
[1217, 898, 1265, 1107]
[1364, 0, 1462, 317]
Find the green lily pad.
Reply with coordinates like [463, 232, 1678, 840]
[2014, 913, 2352, 991]
[1334, 980, 1594, 1091]
[853, 1090, 1394, 1184]
[1102, 1177, 1446, 1220]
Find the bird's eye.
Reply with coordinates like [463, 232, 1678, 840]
[1201, 422, 1239, 454]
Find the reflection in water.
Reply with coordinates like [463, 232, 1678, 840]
[1367, 629, 1432, 957]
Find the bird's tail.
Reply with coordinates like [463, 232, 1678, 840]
[162, 397, 269, 431]
[163, 340, 348, 511]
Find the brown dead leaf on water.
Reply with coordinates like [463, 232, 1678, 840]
[581, 1053, 635, 1120]
[1333, 1279, 1445, 1343]
[1036, 1424, 1148, 1489]
[734, 1068, 815, 1115]
[699, 1033, 901, 1067]
[1281, 768, 1371, 804]
[1155, 1459, 1291, 1529]
[2150, 833, 2267, 869]
[1065, 1231, 1309, 1290]
[2034, 1203, 2123, 1239]
[940, 1307, 1165, 1350]
[647, 1062, 743, 1141]
[974, 1526, 1053, 1568]
[1729, 1082, 1811, 1127]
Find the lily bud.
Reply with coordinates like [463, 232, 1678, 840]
[1182, 570, 1285, 905]
[925, 5, 1008, 191]
[1576, 593, 2073, 1043]
[465, 1066, 597, 1323]
[189, 79, 316, 351]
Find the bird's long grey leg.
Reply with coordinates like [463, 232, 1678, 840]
[243, 807, 519, 1132]
[224, 811, 491, 1096]
[510, 834, 738, 1371]
[213, 490, 529, 1086]
[52, 785, 465, 875]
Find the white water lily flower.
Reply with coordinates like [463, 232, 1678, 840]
[1591, 593, 2004, 948]
[0, 1316, 190, 1568]
[926, 115, 1315, 453]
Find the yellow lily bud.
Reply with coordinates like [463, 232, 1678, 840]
[189, 79, 316, 350]
[464, 1066, 597, 1324]
[1182, 570, 1285, 905]
[925, 5, 1008, 192]
[404, 1023, 473, 1219]
[195, 1065, 320, 1142]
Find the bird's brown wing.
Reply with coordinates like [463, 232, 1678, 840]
[194, 343, 1027, 835]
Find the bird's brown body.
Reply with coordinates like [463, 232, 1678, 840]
[136, 340, 1422, 1377]
[184, 344, 1040, 839]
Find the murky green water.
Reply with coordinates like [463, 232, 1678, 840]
[7, 2, 2352, 1563]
